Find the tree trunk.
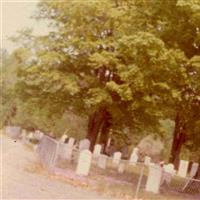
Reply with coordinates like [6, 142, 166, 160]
[169, 112, 187, 168]
[99, 113, 111, 153]
[86, 107, 107, 151]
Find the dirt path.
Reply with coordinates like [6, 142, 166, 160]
[1, 135, 112, 199]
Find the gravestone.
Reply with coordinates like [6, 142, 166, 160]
[145, 164, 163, 194]
[106, 138, 111, 148]
[79, 138, 90, 151]
[34, 130, 44, 140]
[189, 162, 199, 177]
[59, 143, 73, 160]
[5, 126, 21, 139]
[68, 137, 75, 147]
[37, 135, 59, 171]
[76, 150, 92, 176]
[161, 164, 176, 185]
[178, 160, 189, 178]
[97, 154, 107, 169]
[59, 134, 68, 143]
[118, 163, 125, 174]
[93, 144, 102, 157]
[129, 147, 139, 165]
[113, 152, 122, 165]
[144, 156, 151, 166]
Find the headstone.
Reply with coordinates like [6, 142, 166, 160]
[35, 130, 44, 140]
[5, 126, 21, 139]
[144, 156, 151, 166]
[97, 154, 107, 169]
[113, 152, 122, 165]
[59, 134, 68, 143]
[68, 137, 75, 147]
[189, 162, 199, 177]
[79, 138, 90, 151]
[93, 144, 102, 157]
[129, 147, 139, 165]
[37, 135, 59, 171]
[76, 150, 92, 176]
[118, 163, 125, 174]
[145, 164, 163, 194]
[178, 160, 189, 178]
[161, 164, 176, 185]
[59, 143, 73, 160]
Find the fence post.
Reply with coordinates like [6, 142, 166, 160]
[135, 164, 145, 199]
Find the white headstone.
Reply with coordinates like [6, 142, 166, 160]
[59, 134, 68, 143]
[161, 164, 176, 185]
[106, 138, 111, 147]
[118, 163, 125, 174]
[79, 138, 90, 151]
[68, 137, 75, 147]
[189, 162, 199, 177]
[178, 160, 189, 178]
[145, 164, 163, 194]
[93, 144, 102, 157]
[129, 148, 139, 165]
[113, 152, 122, 165]
[97, 154, 107, 169]
[144, 156, 151, 166]
[76, 150, 92, 176]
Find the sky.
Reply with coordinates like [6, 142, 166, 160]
[2, 0, 49, 52]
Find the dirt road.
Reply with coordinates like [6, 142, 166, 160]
[0, 135, 111, 199]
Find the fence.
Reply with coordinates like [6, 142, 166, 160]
[27, 135, 200, 199]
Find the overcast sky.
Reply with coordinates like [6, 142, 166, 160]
[2, 0, 49, 52]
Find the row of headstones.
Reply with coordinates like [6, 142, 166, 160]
[37, 135, 199, 195]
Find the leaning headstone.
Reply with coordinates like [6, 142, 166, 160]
[144, 156, 151, 166]
[118, 163, 125, 174]
[93, 144, 102, 157]
[79, 138, 90, 151]
[76, 150, 92, 176]
[145, 164, 163, 194]
[113, 152, 122, 165]
[5, 126, 21, 139]
[97, 154, 107, 169]
[178, 160, 189, 178]
[59, 134, 68, 143]
[129, 148, 139, 165]
[189, 162, 199, 177]
[37, 135, 59, 172]
[68, 137, 75, 147]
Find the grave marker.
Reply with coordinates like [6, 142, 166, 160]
[189, 162, 199, 177]
[113, 152, 122, 165]
[178, 160, 189, 178]
[93, 144, 102, 157]
[97, 154, 107, 169]
[79, 138, 90, 151]
[76, 150, 92, 176]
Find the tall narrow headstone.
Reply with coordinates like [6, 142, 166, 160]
[129, 147, 139, 165]
[93, 144, 102, 157]
[145, 164, 163, 194]
[76, 150, 92, 176]
[113, 152, 122, 165]
[178, 160, 189, 178]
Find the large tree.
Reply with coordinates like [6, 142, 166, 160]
[9, 0, 200, 157]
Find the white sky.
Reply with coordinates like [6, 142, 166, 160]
[2, 0, 50, 52]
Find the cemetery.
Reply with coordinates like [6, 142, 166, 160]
[1, 0, 200, 199]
